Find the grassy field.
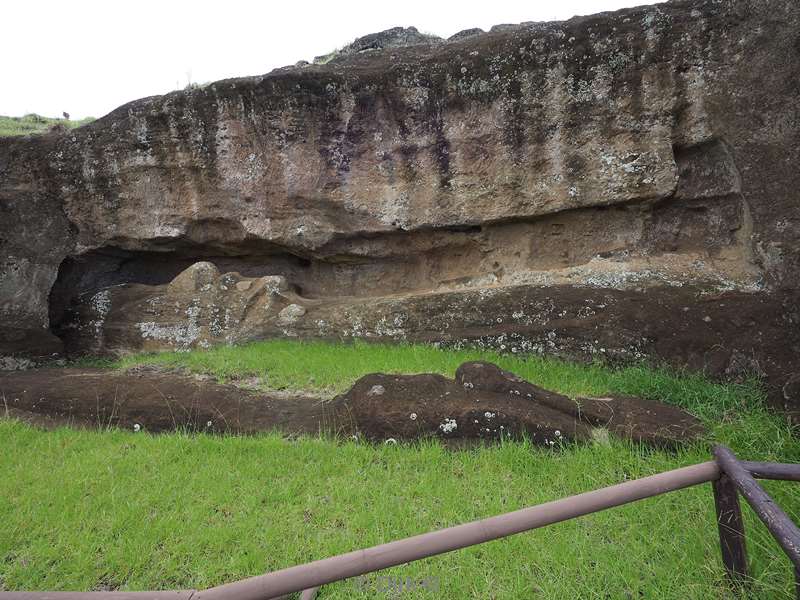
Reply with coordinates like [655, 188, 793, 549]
[112, 339, 758, 412]
[0, 114, 94, 137]
[3, 340, 800, 598]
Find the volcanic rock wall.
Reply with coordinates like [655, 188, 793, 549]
[1, 0, 799, 413]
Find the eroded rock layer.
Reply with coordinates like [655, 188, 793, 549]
[1, 0, 799, 413]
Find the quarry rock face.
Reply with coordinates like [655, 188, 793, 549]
[1, 0, 799, 414]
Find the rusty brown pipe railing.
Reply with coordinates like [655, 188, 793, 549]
[713, 445, 800, 598]
[716, 447, 800, 566]
[2, 453, 798, 600]
[0, 595, 196, 600]
[0, 591, 321, 600]
[741, 461, 800, 482]
[0, 592, 321, 600]
[194, 461, 720, 600]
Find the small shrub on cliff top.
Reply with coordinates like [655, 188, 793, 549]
[0, 114, 94, 137]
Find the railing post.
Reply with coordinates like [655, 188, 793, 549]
[712, 473, 748, 585]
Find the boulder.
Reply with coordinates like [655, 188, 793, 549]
[277, 303, 307, 326]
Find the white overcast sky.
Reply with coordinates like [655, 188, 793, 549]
[2, 0, 653, 120]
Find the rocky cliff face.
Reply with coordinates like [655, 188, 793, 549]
[1, 0, 798, 413]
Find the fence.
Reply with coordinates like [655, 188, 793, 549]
[1, 444, 798, 599]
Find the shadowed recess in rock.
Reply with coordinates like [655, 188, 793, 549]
[1, 0, 799, 415]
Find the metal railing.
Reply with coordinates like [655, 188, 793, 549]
[2, 445, 798, 600]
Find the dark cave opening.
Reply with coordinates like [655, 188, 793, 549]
[46, 246, 318, 347]
[45, 194, 751, 351]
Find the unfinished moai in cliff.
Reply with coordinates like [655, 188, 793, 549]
[1, 0, 799, 415]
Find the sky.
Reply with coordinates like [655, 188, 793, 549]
[2, 0, 651, 120]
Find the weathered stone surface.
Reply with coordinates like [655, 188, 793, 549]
[456, 361, 705, 448]
[0, 367, 337, 434]
[455, 361, 580, 414]
[782, 375, 800, 423]
[575, 394, 707, 449]
[0, 362, 704, 446]
[334, 362, 705, 447]
[1, 0, 800, 414]
[456, 361, 706, 448]
[276, 303, 307, 326]
[334, 371, 592, 445]
[0, 132, 73, 357]
[56, 262, 301, 353]
[447, 28, 484, 42]
[314, 26, 442, 64]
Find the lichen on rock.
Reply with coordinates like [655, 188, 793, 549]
[1, 0, 799, 416]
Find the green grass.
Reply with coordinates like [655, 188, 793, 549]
[0, 114, 94, 137]
[115, 339, 760, 417]
[312, 49, 341, 65]
[3, 340, 799, 598]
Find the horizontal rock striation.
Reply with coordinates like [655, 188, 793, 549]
[1, 0, 799, 414]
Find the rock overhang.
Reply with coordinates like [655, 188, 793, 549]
[0, 0, 798, 416]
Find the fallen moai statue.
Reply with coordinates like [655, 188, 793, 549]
[334, 361, 706, 449]
[0, 361, 705, 447]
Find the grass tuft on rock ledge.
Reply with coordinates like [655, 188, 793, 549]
[3, 340, 797, 598]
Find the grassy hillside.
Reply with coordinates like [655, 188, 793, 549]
[3, 341, 798, 598]
[0, 113, 94, 137]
